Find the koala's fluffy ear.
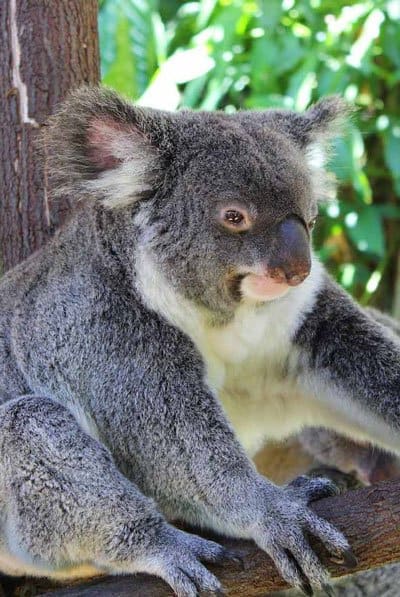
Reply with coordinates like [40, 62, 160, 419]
[240, 96, 351, 170]
[244, 96, 352, 201]
[286, 96, 350, 144]
[270, 96, 352, 167]
[45, 87, 169, 208]
[293, 97, 353, 200]
[292, 97, 351, 163]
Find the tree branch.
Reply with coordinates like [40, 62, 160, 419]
[42, 478, 400, 596]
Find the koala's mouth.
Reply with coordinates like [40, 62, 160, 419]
[227, 272, 296, 303]
[241, 273, 291, 302]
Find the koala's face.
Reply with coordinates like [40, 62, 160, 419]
[143, 116, 317, 313]
[143, 120, 317, 311]
[48, 89, 346, 317]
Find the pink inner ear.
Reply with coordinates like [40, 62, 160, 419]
[86, 117, 132, 171]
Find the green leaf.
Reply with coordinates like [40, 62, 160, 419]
[101, 6, 137, 98]
[259, 0, 282, 30]
[381, 19, 400, 68]
[287, 56, 318, 110]
[181, 74, 208, 108]
[346, 206, 385, 257]
[383, 124, 400, 196]
[98, 0, 119, 79]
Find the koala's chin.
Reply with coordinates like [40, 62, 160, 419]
[241, 273, 291, 302]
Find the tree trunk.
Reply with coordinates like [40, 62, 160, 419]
[40, 478, 400, 596]
[0, 0, 99, 274]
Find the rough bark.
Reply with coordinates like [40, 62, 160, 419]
[39, 478, 400, 596]
[0, 0, 99, 274]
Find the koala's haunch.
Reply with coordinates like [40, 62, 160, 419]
[0, 87, 398, 596]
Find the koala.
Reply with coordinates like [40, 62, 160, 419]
[1, 86, 400, 597]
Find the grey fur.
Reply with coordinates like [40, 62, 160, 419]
[0, 87, 398, 595]
[299, 306, 400, 486]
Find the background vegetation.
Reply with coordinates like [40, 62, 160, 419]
[98, 0, 400, 314]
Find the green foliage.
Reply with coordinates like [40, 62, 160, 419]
[98, 0, 400, 312]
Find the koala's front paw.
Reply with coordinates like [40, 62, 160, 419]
[139, 525, 236, 597]
[254, 477, 355, 595]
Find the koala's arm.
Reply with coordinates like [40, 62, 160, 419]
[79, 312, 352, 593]
[0, 396, 235, 596]
[294, 274, 400, 452]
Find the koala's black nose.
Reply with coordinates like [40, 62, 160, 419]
[269, 216, 311, 287]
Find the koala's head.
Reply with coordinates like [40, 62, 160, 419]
[47, 87, 349, 318]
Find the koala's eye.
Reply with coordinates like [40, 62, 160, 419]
[308, 216, 318, 230]
[225, 210, 243, 224]
[219, 207, 252, 232]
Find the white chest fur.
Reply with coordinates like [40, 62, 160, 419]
[199, 308, 304, 454]
[135, 250, 337, 454]
[189, 264, 330, 455]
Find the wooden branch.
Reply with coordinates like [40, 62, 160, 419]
[42, 478, 400, 596]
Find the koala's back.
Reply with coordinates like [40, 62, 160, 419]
[0, 255, 42, 403]
[0, 206, 99, 405]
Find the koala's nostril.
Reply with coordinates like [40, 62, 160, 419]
[285, 270, 310, 286]
[269, 268, 287, 283]
[268, 266, 310, 286]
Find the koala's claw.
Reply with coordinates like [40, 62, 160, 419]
[322, 583, 336, 596]
[287, 475, 340, 502]
[163, 561, 222, 597]
[218, 549, 247, 570]
[253, 480, 351, 594]
[330, 548, 357, 569]
[299, 578, 314, 596]
[342, 549, 357, 568]
[140, 527, 226, 597]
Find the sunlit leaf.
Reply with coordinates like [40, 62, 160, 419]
[347, 9, 385, 69]
[161, 48, 215, 84]
[138, 47, 215, 109]
[287, 56, 318, 110]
